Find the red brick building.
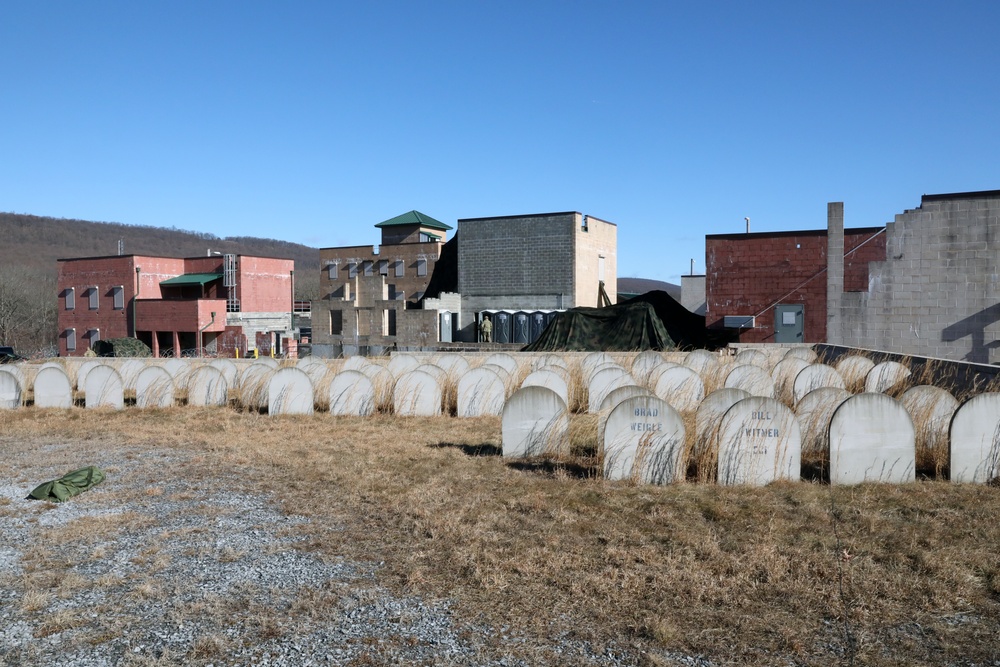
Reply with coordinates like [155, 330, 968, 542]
[57, 254, 294, 357]
[705, 226, 886, 343]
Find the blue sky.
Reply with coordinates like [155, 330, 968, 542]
[3, 1, 998, 282]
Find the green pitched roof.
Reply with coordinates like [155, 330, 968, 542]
[159, 273, 223, 286]
[374, 210, 452, 231]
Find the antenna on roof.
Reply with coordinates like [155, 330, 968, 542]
[117, 239, 124, 256]
[745, 217, 750, 233]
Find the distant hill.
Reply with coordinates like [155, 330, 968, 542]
[617, 277, 682, 301]
[0, 212, 321, 299]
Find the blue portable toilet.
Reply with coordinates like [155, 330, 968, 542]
[529, 311, 547, 342]
[493, 311, 512, 344]
[512, 312, 530, 344]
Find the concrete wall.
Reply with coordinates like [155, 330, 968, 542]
[680, 275, 706, 315]
[830, 191, 1000, 364]
[574, 214, 617, 307]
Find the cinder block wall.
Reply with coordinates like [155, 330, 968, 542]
[836, 192, 1000, 363]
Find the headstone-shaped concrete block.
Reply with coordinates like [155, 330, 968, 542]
[734, 349, 770, 370]
[162, 359, 193, 388]
[501, 386, 569, 458]
[653, 366, 705, 413]
[457, 367, 506, 417]
[724, 364, 775, 398]
[135, 366, 175, 409]
[792, 364, 846, 406]
[899, 386, 959, 474]
[693, 388, 750, 463]
[187, 365, 229, 407]
[581, 352, 614, 377]
[829, 393, 915, 484]
[33, 366, 73, 408]
[342, 356, 370, 372]
[415, 363, 447, 383]
[600, 384, 653, 413]
[394, 369, 442, 417]
[360, 364, 395, 411]
[644, 362, 680, 391]
[795, 387, 851, 459]
[76, 359, 103, 391]
[835, 355, 875, 391]
[0, 370, 23, 409]
[84, 365, 124, 409]
[435, 354, 470, 378]
[268, 367, 314, 415]
[521, 369, 569, 404]
[771, 358, 811, 405]
[532, 354, 568, 371]
[237, 364, 272, 409]
[630, 351, 665, 384]
[296, 357, 329, 384]
[484, 353, 519, 377]
[327, 370, 375, 416]
[950, 393, 1000, 483]
[118, 359, 147, 391]
[683, 349, 720, 377]
[209, 359, 240, 387]
[864, 361, 911, 394]
[603, 396, 685, 484]
[587, 361, 626, 385]
[387, 354, 420, 379]
[588, 366, 634, 413]
[717, 397, 801, 486]
[253, 356, 280, 369]
[783, 347, 818, 364]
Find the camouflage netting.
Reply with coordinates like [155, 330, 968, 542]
[522, 291, 735, 353]
[93, 337, 152, 357]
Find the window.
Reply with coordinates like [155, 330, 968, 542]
[363, 261, 373, 277]
[416, 258, 427, 277]
[66, 329, 76, 352]
[378, 260, 388, 275]
[330, 310, 343, 335]
[113, 286, 124, 310]
[87, 329, 100, 345]
[326, 261, 338, 279]
[65, 288, 75, 310]
[394, 259, 404, 277]
[88, 287, 99, 310]
[348, 261, 357, 279]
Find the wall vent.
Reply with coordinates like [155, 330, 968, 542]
[724, 315, 756, 329]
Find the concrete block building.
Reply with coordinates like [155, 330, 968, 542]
[57, 254, 294, 357]
[456, 211, 617, 341]
[829, 190, 1000, 364]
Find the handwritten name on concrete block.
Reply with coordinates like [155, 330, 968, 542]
[604, 396, 685, 484]
[717, 398, 801, 486]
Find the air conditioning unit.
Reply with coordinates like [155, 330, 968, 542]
[724, 315, 756, 329]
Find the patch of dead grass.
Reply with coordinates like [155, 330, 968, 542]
[3, 409, 1000, 664]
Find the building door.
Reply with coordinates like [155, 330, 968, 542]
[774, 304, 804, 343]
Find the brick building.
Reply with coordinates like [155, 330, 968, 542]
[57, 254, 294, 357]
[705, 224, 885, 343]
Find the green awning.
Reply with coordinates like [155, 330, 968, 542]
[159, 273, 223, 286]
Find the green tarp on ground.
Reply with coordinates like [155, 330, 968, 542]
[27, 466, 106, 503]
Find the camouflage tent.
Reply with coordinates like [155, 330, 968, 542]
[523, 300, 674, 352]
[522, 291, 733, 353]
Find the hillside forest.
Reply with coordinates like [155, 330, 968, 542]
[0, 212, 320, 356]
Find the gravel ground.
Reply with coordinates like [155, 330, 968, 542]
[0, 442, 712, 667]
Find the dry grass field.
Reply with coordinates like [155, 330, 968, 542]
[3, 408, 1000, 666]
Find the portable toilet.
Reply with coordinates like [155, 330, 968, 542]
[439, 311, 453, 342]
[493, 311, 512, 344]
[512, 312, 530, 344]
